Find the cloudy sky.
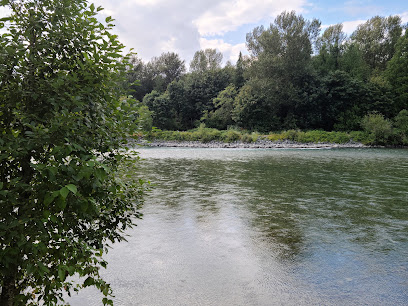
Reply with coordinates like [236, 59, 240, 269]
[2, 1, 407, 65]
[91, 0, 407, 65]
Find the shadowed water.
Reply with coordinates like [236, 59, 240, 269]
[69, 148, 408, 305]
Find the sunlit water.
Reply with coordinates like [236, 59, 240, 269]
[68, 148, 408, 305]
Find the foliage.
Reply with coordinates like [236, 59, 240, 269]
[338, 42, 371, 81]
[137, 105, 154, 132]
[386, 30, 408, 111]
[145, 127, 258, 143]
[189, 49, 223, 73]
[162, 68, 233, 130]
[143, 91, 176, 130]
[245, 11, 321, 129]
[144, 128, 370, 145]
[393, 109, 408, 144]
[266, 130, 369, 144]
[203, 84, 237, 130]
[126, 52, 186, 101]
[0, 1, 144, 305]
[361, 113, 393, 144]
[313, 24, 346, 74]
[351, 15, 403, 71]
[234, 52, 245, 88]
[122, 11, 407, 144]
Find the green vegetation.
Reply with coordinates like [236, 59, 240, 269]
[144, 127, 374, 145]
[144, 119, 408, 145]
[0, 1, 144, 305]
[127, 12, 408, 147]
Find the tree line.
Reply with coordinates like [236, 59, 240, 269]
[126, 11, 408, 140]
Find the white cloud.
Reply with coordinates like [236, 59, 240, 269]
[0, 6, 11, 35]
[341, 19, 366, 34]
[199, 38, 246, 64]
[400, 11, 408, 24]
[86, 1, 408, 66]
[193, 0, 307, 36]
[91, 0, 309, 64]
[321, 19, 366, 36]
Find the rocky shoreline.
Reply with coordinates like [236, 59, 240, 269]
[133, 138, 367, 149]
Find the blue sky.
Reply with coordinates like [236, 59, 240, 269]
[203, 0, 408, 52]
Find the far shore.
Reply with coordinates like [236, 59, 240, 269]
[133, 139, 367, 149]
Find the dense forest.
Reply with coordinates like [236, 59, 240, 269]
[125, 11, 408, 143]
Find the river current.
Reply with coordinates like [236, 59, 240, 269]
[69, 148, 408, 305]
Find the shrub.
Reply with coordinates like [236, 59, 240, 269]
[221, 129, 241, 142]
[361, 113, 393, 145]
[393, 109, 408, 144]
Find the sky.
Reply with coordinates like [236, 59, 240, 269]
[1, 1, 407, 66]
[91, 0, 408, 66]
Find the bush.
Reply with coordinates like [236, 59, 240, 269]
[361, 113, 393, 145]
[221, 129, 242, 142]
[394, 109, 408, 144]
[137, 105, 153, 131]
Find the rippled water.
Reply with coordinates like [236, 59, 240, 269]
[69, 148, 408, 305]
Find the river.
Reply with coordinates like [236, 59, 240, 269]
[69, 147, 408, 305]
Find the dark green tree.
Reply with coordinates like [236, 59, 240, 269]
[232, 83, 279, 132]
[0, 0, 144, 304]
[314, 24, 346, 74]
[234, 52, 245, 88]
[143, 91, 176, 130]
[386, 30, 408, 111]
[150, 52, 186, 91]
[245, 11, 321, 129]
[338, 42, 371, 81]
[204, 84, 237, 130]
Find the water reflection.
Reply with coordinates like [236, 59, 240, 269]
[69, 148, 408, 305]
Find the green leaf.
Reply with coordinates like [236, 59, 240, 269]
[58, 267, 66, 281]
[90, 3, 95, 11]
[66, 184, 77, 194]
[56, 197, 67, 210]
[83, 277, 94, 287]
[59, 187, 69, 199]
[43, 210, 50, 219]
[44, 192, 58, 206]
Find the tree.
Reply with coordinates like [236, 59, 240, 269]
[245, 11, 321, 129]
[204, 85, 237, 130]
[338, 42, 371, 81]
[232, 83, 279, 132]
[351, 15, 403, 72]
[386, 30, 408, 111]
[143, 91, 176, 130]
[234, 52, 245, 88]
[189, 49, 223, 73]
[314, 24, 346, 73]
[126, 56, 152, 101]
[150, 52, 186, 91]
[0, 1, 144, 305]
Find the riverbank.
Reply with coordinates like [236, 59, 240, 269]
[134, 138, 367, 149]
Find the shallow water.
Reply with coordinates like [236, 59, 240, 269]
[69, 148, 408, 305]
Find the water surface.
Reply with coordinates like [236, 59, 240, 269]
[69, 148, 408, 305]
